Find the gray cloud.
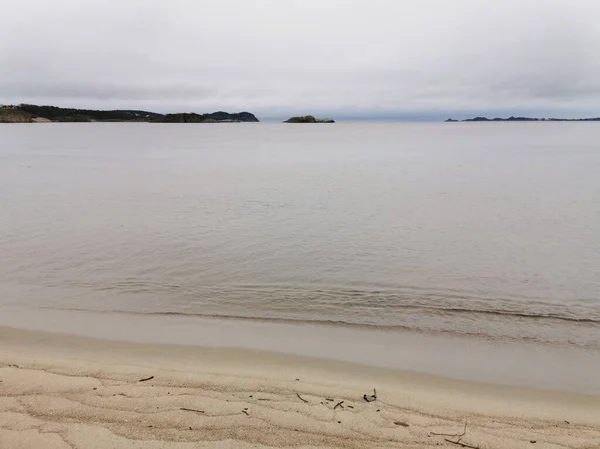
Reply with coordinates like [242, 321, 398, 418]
[1, 0, 600, 119]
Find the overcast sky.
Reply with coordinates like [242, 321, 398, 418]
[1, 0, 600, 120]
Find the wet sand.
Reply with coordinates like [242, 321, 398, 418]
[1, 326, 599, 449]
[1, 306, 599, 395]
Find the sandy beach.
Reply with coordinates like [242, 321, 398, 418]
[1, 326, 599, 449]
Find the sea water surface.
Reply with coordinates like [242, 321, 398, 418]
[1, 122, 599, 352]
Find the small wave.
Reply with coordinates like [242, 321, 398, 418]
[204, 283, 600, 323]
[39, 304, 600, 326]
[40, 306, 406, 329]
[404, 304, 600, 324]
[38, 305, 600, 350]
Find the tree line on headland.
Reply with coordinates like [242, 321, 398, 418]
[0, 104, 260, 123]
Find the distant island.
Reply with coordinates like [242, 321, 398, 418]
[0, 104, 259, 123]
[446, 116, 600, 122]
[284, 115, 335, 123]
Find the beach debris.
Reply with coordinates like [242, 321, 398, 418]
[394, 421, 410, 427]
[326, 398, 334, 402]
[431, 418, 468, 437]
[337, 421, 342, 424]
[138, 376, 154, 382]
[564, 421, 570, 425]
[444, 439, 480, 449]
[431, 419, 480, 449]
[363, 388, 377, 402]
[347, 405, 354, 409]
[334, 401, 344, 410]
[296, 393, 309, 403]
[242, 409, 249, 416]
[530, 441, 537, 444]
[295, 378, 300, 381]
[180, 407, 204, 414]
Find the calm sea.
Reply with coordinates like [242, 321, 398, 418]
[1, 122, 599, 349]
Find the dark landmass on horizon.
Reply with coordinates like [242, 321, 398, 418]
[284, 115, 335, 123]
[4, 104, 599, 124]
[160, 111, 259, 123]
[0, 104, 259, 123]
[446, 116, 600, 122]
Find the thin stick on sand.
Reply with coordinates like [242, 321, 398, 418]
[431, 418, 468, 437]
[180, 407, 204, 414]
[296, 393, 309, 403]
[444, 438, 480, 449]
[431, 419, 480, 449]
[138, 376, 154, 382]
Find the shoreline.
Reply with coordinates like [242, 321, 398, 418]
[28, 303, 600, 351]
[1, 326, 599, 448]
[1, 306, 600, 396]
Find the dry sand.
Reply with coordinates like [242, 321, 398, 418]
[1, 326, 599, 449]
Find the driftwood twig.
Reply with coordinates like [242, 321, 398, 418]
[431, 418, 468, 437]
[430, 418, 478, 449]
[296, 393, 309, 403]
[242, 409, 249, 416]
[334, 401, 344, 410]
[444, 438, 480, 449]
[138, 376, 154, 382]
[180, 407, 204, 414]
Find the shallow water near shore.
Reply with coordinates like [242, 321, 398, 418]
[2, 306, 600, 395]
[1, 122, 599, 362]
